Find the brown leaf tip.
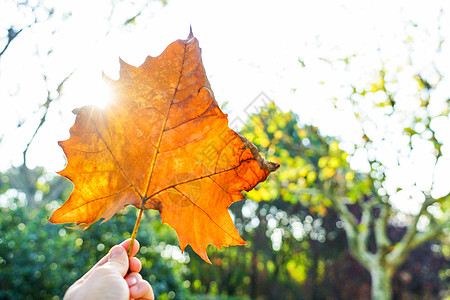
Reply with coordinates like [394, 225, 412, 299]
[183, 26, 195, 44]
[188, 25, 194, 39]
[239, 135, 280, 172]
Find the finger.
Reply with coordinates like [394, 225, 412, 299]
[104, 245, 129, 276]
[125, 272, 142, 287]
[129, 278, 154, 300]
[79, 239, 140, 280]
[81, 247, 116, 279]
[129, 257, 142, 273]
[119, 238, 140, 257]
[89, 239, 139, 269]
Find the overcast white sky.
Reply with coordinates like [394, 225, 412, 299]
[1, 0, 449, 214]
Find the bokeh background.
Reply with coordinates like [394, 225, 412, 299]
[0, 0, 449, 299]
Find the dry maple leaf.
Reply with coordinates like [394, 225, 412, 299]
[49, 31, 279, 263]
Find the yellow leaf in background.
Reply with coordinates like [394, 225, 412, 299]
[306, 172, 317, 184]
[318, 157, 328, 168]
[260, 138, 270, 148]
[330, 141, 339, 152]
[323, 167, 335, 178]
[328, 157, 340, 168]
[297, 129, 307, 139]
[274, 130, 283, 139]
[345, 172, 355, 182]
[317, 204, 327, 217]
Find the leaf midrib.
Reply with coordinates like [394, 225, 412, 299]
[143, 41, 189, 200]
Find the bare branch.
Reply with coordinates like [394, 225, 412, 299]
[333, 197, 375, 268]
[22, 70, 75, 166]
[387, 195, 447, 267]
[0, 28, 24, 58]
[357, 200, 373, 254]
[0, 1, 54, 59]
[374, 204, 391, 252]
[334, 197, 358, 227]
[409, 212, 448, 249]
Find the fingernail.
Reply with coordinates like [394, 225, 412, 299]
[127, 277, 137, 286]
[110, 246, 124, 258]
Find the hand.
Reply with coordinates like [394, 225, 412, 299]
[64, 239, 154, 300]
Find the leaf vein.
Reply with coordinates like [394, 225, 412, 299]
[147, 157, 255, 200]
[55, 185, 132, 219]
[174, 187, 242, 243]
[93, 120, 143, 197]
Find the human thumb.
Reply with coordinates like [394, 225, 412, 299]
[105, 245, 129, 276]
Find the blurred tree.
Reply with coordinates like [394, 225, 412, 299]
[180, 102, 448, 299]
[325, 33, 450, 298]
[173, 105, 348, 299]
[244, 92, 449, 300]
[241, 106, 350, 299]
[285, 11, 450, 299]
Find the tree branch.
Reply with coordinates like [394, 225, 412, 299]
[334, 197, 358, 227]
[22, 71, 75, 166]
[408, 220, 445, 249]
[0, 28, 24, 58]
[357, 199, 373, 254]
[387, 195, 446, 267]
[374, 203, 391, 252]
[333, 197, 374, 268]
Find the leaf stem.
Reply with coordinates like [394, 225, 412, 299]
[128, 207, 144, 257]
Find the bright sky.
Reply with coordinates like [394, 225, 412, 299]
[1, 0, 449, 214]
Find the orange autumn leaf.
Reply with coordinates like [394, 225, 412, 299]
[49, 31, 279, 263]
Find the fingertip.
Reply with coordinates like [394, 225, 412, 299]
[130, 280, 154, 300]
[126, 272, 142, 287]
[130, 257, 142, 273]
[132, 239, 140, 256]
[119, 239, 140, 257]
[109, 245, 126, 259]
[119, 238, 131, 250]
[105, 245, 129, 276]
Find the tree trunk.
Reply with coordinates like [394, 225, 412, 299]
[370, 265, 393, 300]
